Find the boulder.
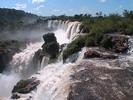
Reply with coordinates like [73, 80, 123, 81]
[101, 53, 118, 59]
[42, 33, 59, 59]
[0, 49, 9, 73]
[68, 60, 133, 100]
[0, 40, 26, 73]
[101, 35, 128, 53]
[111, 36, 128, 53]
[34, 49, 45, 62]
[84, 50, 100, 58]
[84, 49, 118, 59]
[43, 33, 57, 44]
[11, 93, 21, 99]
[12, 77, 40, 94]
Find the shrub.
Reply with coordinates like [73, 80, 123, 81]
[87, 26, 104, 45]
[80, 19, 93, 33]
[63, 36, 85, 61]
[17, 80, 29, 88]
[12, 80, 29, 93]
[101, 36, 113, 49]
[125, 25, 133, 35]
[85, 36, 95, 47]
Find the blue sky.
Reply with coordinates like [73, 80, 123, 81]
[0, 0, 133, 16]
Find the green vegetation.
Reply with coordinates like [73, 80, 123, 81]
[63, 36, 85, 61]
[0, 8, 132, 62]
[85, 36, 95, 47]
[12, 80, 30, 93]
[101, 36, 113, 49]
[51, 10, 133, 35]
[63, 33, 104, 61]
[12, 78, 40, 94]
[0, 8, 47, 38]
[62, 10, 133, 61]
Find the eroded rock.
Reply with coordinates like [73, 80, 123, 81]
[0, 40, 26, 73]
[12, 77, 40, 94]
[84, 48, 118, 59]
[101, 35, 128, 53]
[68, 60, 133, 100]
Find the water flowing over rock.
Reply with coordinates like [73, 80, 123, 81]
[0, 42, 43, 98]
[32, 63, 74, 100]
[12, 77, 40, 94]
[10, 42, 43, 78]
[0, 20, 81, 99]
[1, 19, 133, 100]
[84, 48, 118, 59]
[67, 36, 133, 100]
[48, 20, 81, 42]
[0, 40, 26, 73]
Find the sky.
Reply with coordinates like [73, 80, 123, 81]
[0, 0, 133, 16]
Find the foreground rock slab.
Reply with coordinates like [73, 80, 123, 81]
[68, 60, 133, 100]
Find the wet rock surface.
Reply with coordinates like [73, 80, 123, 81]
[11, 93, 21, 99]
[68, 60, 133, 100]
[0, 40, 26, 73]
[12, 77, 40, 94]
[102, 35, 129, 53]
[84, 48, 118, 59]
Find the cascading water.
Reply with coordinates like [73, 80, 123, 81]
[10, 42, 43, 78]
[48, 20, 81, 41]
[29, 20, 81, 100]
[118, 36, 133, 68]
[0, 42, 43, 99]
[32, 63, 74, 100]
[2, 19, 132, 100]
[0, 20, 81, 99]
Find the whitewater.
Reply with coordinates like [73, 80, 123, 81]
[0, 20, 81, 100]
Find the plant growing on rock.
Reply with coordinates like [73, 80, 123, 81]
[85, 36, 95, 47]
[63, 36, 85, 61]
[12, 78, 40, 94]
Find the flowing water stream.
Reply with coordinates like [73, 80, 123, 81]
[0, 20, 133, 100]
[0, 20, 81, 99]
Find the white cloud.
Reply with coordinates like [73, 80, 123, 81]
[119, 5, 123, 9]
[32, 0, 45, 4]
[52, 9, 61, 12]
[14, 3, 27, 10]
[35, 5, 45, 11]
[100, 0, 107, 3]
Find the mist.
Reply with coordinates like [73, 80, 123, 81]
[0, 72, 20, 98]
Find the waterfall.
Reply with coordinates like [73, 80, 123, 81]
[48, 20, 81, 41]
[0, 42, 43, 98]
[0, 20, 82, 99]
[10, 42, 43, 78]
[32, 63, 74, 100]
[21, 20, 81, 100]
[40, 56, 49, 69]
